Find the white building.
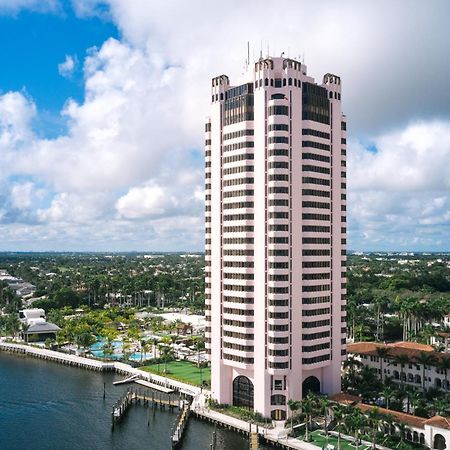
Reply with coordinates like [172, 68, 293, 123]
[332, 393, 450, 449]
[205, 56, 347, 419]
[19, 309, 60, 342]
[347, 341, 450, 392]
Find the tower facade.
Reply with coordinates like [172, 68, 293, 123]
[204, 56, 347, 420]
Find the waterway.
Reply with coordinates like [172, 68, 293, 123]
[0, 352, 275, 450]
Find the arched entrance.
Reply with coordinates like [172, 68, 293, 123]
[302, 376, 321, 397]
[433, 434, 446, 450]
[233, 376, 254, 409]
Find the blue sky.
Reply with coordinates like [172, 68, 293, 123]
[0, 5, 117, 137]
[0, 0, 449, 252]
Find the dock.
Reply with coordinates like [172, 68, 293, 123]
[113, 375, 139, 385]
[111, 387, 181, 428]
[0, 341, 114, 371]
[1, 341, 321, 449]
[134, 379, 173, 393]
[171, 400, 191, 448]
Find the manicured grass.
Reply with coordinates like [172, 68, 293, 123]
[140, 360, 211, 387]
[308, 430, 370, 450]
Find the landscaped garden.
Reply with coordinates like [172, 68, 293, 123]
[308, 430, 371, 450]
[140, 360, 210, 387]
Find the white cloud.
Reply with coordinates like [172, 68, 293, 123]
[0, 0, 60, 15]
[10, 182, 35, 210]
[347, 121, 450, 250]
[58, 54, 77, 78]
[1, 0, 450, 251]
[0, 91, 36, 148]
[116, 184, 173, 219]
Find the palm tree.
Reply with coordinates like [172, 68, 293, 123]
[343, 355, 363, 390]
[318, 396, 330, 437]
[380, 385, 395, 409]
[332, 404, 346, 450]
[347, 409, 366, 450]
[287, 399, 300, 435]
[158, 343, 174, 375]
[438, 357, 450, 391]
[415, 351, 436, 391]
[407, 389, 421, 415]
[367, 407, 382, 449]
[433, 397, 449, 416]
[300, 395, 315, 442]
[21, 322, 30, 343]
[375, 347, 390, 382]
[392, 354, 410, 389]
[395, 421, 409, 446]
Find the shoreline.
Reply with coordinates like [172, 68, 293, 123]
[0, 340, 318, 450]
[0, 340, 199, 396]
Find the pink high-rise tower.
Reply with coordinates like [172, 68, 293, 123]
[204, 56, 347, 420]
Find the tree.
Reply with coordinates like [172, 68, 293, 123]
[287, 399, 300, 434]
[415, 351, 436, 391]
[375, 347, 390, 382]
[332, 404, 346, 450]
[54, 287, 81, 308]
[318, 396, 330, 437]
[367, 407, 382, 449]
[392, 354, 410, 389]
[75, 332, 96, 356]
[381, 385, 395, 410]
[21, 322, 30, 343]
[347, 409, 366, 450]
[438, 357, 450, 390]
[299, 394, 316, 442]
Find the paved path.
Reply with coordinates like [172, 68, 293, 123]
[1, 340, 321, 449]
[191, 392, 321, 450]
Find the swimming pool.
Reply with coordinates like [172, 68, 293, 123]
[90, 339, 153, 361]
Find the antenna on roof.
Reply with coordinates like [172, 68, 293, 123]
[247, 41, 250, 68]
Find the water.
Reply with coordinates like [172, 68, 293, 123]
[0, 353, 275, 450]
[90, 339, 153, 361]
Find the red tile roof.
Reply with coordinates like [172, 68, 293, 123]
[424, 416, 450, 430]
[347, 341, 450, 365]
[356, 403, 427, 428]
[329, 392, 361, 405]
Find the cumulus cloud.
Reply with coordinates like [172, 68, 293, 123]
[0, 91, 36, 149]
[78, 0, 450, 135]
[58, 54, 77, 78]
[348, 121, 450, 250]
[10, 182, 35, 210]
[1, 0, 449, 251]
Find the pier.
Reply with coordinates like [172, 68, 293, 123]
[0, 341, 320, 449]
[171, 400, 191, 448]
[0, 341, 115, 371]
[111, 387, 181, 429]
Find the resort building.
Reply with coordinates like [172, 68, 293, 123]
[204, 55, 347, 419]
[331, 393, 450, 450]
[347, 341, 450, 392]
[19, 308, 60, 342]
[431, 315, 450, 353]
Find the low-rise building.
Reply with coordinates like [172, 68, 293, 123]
[331, 393, 450, 449]
[347, 341, 450, 392]
[19, 308, 60, 342]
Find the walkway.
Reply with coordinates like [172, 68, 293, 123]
[1, 340, 321, 450]
[191, 393, 321, 450]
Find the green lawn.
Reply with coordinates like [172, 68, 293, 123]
[308, 430, 370, 450]
[140, 360, 211, 387]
